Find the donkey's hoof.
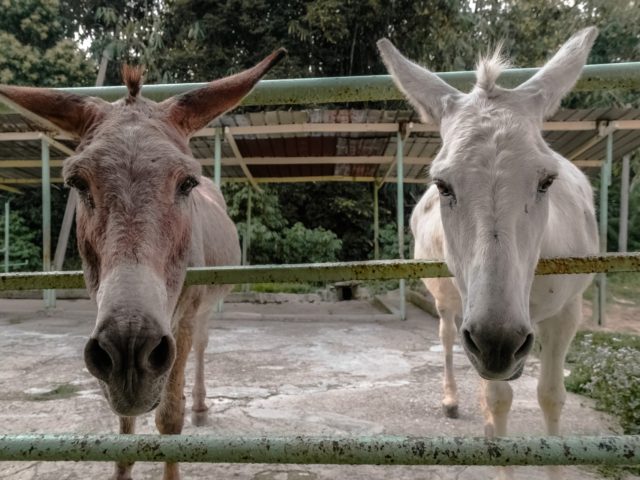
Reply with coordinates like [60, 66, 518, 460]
[191, 408, 209, 427]
[442, 403, 459, 418]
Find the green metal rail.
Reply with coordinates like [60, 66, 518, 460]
[0, 63, 638, 114]
[0, 434, 638, 466]
[1, 253, 639, 291]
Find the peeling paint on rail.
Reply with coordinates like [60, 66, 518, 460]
[0, 434, 638, 465]
[1, 253, 640, 291]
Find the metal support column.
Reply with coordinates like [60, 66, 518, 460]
[597, 132, 613, 325]
[373, 185, 380, 260]
[214, 128, 222, 187]
[619, 154, 630, 252]
[241, 187, 253, 292]
[396, 131, 406, 320]
[41, 139, 55, 307]
[3, 200, 8, 273]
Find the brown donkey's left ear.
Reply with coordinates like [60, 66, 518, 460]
[0, 86, 107, 138]
[162, 48, 286, 137]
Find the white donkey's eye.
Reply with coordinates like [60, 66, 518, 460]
[537, 175, 557, 194]
[434, 179, 455, 198]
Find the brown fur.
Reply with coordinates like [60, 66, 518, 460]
[0, 48, 285, 480]
[121, 64, 145, 103]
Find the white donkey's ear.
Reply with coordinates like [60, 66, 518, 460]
[377, 38, 460, 124]
[516, 27, 598, 119]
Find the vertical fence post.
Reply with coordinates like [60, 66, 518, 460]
[597, 131, 613, 325]
[619, 154, 630, 253]
[3, 200, 8, 273]
[373, 185, 380, 260]
[41, 138, 55, 308]
[214, 128, 222, 187]
[396, 131, 405, 320]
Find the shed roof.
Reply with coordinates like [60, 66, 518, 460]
[0, 106, 639, 192]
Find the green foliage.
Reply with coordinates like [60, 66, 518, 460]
[280, 222, 341, 263]
[0, 209, 40, 271]
[378, 223, 411, 260]
[566, 330, 640, 434]
[61, 0, 164, 84]
[223, 184, 342, 264]
[0, 0, 95, 86]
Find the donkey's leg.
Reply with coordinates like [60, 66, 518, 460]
[426, 278, 462, 418]
[438, 306, 459, 418]
[191, 307, 211, 426]
[481, 379, 514, 480]
[113, 416, 136, 480]
[536, 296, 581, 480]
[156, 307, 198, 480]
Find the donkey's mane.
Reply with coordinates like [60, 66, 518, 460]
[121, 65, 145, 103]
[475, 45, 510, 93]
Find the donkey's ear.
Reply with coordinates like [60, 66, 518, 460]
[0, 86, 106, 138]
[163, 48, 286, 137]
[377, 38, 460, 124]
[516, 27, 598, 119]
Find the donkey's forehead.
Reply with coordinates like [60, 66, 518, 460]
[432, 96, 556, 176]
[65, 106, 200, 176]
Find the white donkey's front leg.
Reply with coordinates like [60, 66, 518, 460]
[439, 307, 459, 418]
[426, 278, 462, 418]
[536, 295, 582, 479]
[481, 379, 514, 480]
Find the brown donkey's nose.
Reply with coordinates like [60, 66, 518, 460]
[84, 328, 176, 383]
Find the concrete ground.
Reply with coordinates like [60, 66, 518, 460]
[0, 294, 629, 479]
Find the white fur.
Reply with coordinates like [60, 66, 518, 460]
[381, 27, 599, 479]
[95, 265, 170, 333]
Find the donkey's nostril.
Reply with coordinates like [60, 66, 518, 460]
[462, 328, 480, 357]
[84, 338, 114, 382]
[515, 332, 534, 361]
[147, 335, 175, 374]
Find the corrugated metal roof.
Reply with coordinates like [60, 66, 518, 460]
[0, 107, 639, 189]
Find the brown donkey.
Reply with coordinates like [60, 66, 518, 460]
[0, 49, 285, 480]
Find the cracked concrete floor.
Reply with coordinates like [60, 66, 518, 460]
[0, 296, 629, 479]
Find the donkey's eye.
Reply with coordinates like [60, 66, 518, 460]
[66, 175, 89, 193]
[178, 176, 199, 196]
[537, 175, 557, 194]
[434, 179, 455, 198]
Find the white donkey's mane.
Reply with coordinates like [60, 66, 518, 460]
[475, 45, 511, 93]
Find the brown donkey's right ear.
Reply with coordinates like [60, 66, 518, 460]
[0, 86, 107, 138]
[162, 48, 287, 137]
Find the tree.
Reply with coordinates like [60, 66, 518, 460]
[0, 0, 95, 86]
[61, 0, 165, 84]
[0, 207, 40, 271]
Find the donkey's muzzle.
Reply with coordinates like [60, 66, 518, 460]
[84, 319, 176, 415]
[460, 324, 534, 380]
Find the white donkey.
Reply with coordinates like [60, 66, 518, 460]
[378, 27, 599, 469]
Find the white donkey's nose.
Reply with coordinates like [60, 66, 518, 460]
[461, 322, 534, 379]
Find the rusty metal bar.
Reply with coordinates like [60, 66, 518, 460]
[0, 434, 637, 465]
[0, 63, 636, 113]
[1, 253, 640, 291]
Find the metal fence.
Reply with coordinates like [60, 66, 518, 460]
[1, 60, 640, 468]
[1, 254, 640, 466]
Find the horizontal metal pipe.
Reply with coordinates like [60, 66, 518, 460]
[0, 434, 637, 465]
[0, 253, 639, 291]
[0, 63, 638, 114]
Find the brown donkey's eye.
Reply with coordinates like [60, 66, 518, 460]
[178, 176, 199, 196]
[66, 175, 89, 193]
[66, 175, 94, 208]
